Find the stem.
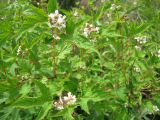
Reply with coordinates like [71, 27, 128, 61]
[51, 28, 58, 78]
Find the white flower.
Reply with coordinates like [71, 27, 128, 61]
[83, 23, 99, 37]
[134, 67, 140, 73]
[73, 11, 78, 17]
[110, 4, 121, 10]
[17, 45, 22, 56]
[63, 92, 76, 105]
[53, 92, 76, 110]
[54, 97, 64, 110]
[53, 34, 60, 40]
[48, 10, 66, 30]
[95, 27, 100, 33]
[134, 36, 148, 44]
[153, 105, 159, 112]
[83, 31, 88, 37]
[101, 0, 105, 2]
[157, 50, 160, 58]
[90, 38, 97, 43]
[133, 1, 137, 5]
[135, 45, 141, 50]
[124, 102, 128, 108]
[37, 2, 40, 6]
[21, 75, 28, 80]
[106, 13, 111, 18]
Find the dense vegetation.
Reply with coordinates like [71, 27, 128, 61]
[0, 0, 160, 119]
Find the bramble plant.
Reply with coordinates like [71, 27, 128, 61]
[0, 0, 160, 120]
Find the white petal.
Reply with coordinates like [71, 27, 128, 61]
[55, 10, 59, 14]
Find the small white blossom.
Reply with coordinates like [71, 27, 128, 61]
[63, 92, 77, 105]
[53, 92, 76, 110]
[73, 11, 78, 17]
[53, 34, 60, 40]
[83, 23, 99, 37]
[106, 13, 111, 18]
[134, 36, 148, 44]
[153, 105, 159, 112]
[135, 45, 141, 50]
[17, 45, 22, 56]
[110, 4, 121, 10]
[124, 102, 128, 108]
[101, 0, 105, 3]
[156, 50, 160, 58]
[48, 10, 66, 30]
[37, 2, 40, 6]
[95, 27, 100, 33]
[21, 74, 28, 80]
[90, 38, 97, 44]
[54, 97, 64, 110]
[133, 1, 137, 5]
[134, 67, 140, 73]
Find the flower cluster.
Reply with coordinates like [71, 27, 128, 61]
[134, 36, 148, 44]
[21, 74, 29, 80]
[135, 45, 141, 50]
[156, 50, 160, 58]
[133, 67, 140, 73]
[53, 34, 60, 40]
[48, 10, 66, 30]
[17, 45, 22, 56]
[54, 97, 64, 110]
[17, 45, 26, 56]
[101, 0, 105, 3]
[110, 4, 121, 10]
[17, 46, 29, 56]
[73, 11, 78, 17]
[83, 23, 99, 37]
[54, 92, 76, 110]
[153, 105, 159, 112]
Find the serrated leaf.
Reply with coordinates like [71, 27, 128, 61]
[48, 0, 58, 13]
[79, 87, 106, 113]
[135, 23, 152, 34]
[79, 99, 90, 114]
[0, 83, 9, 92]
[36, 102, 52, 120]
[53, 107, 74, 120]
[12, 97, 50, 108]
[19, 83, 31, 96]
[9, 63, 18, 76]
[34, 81, 51, 99]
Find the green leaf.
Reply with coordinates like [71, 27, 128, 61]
[48, 0, 58, 13]
[0, 83, 9, 92]
[48, 81, 63, 96]
[19, 83, 31, 96]
[79, 99, 90, 114]
[74, 36, 103, 60]
[66, 19, 76, 34]
[18, 60, 33, 73]
[0, 98, 8, 104]
[0, 108, 13, 120]
[79, 87, 106, 113]
[34, 81, 51, 99]
[36, 102, 52, 120]
[53, 107, 74, 120]
[134, 23, 152, 35]
[9, 63, 18, 76]
[12, 97, 50, 108]
[57, 45, 72, 60]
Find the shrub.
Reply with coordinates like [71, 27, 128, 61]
[0, 0, 160, 119]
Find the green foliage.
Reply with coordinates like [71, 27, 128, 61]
[48, 0, 58, 13]
[0, 0, 160, 120]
